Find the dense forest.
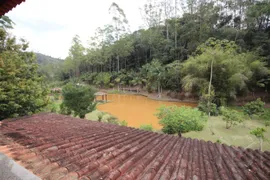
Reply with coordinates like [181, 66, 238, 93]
[41, 0, 270, 105]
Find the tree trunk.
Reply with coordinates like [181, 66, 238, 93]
[166, 23, 169, 40]
[260, 137, 263, 151]
[117, 55, 120, 73]
[208, 59, 214, 117]
[174, 0, 177, 50]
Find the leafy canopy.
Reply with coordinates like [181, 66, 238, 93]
[0, 28, 48, 120]
[182, 38, 269, 104]
[250, 128, 267, 139]
[156, 105, 207, 134]
[220, 107, 243, 129]
[243, 98, 265, 117]
[60, 83, 96, 118]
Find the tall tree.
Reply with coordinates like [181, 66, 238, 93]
[109, 2, 130, 72]
[65, 35, 85, 77]
[0, 27, 48, 120]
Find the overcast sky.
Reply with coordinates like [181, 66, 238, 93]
[7, 0, 148, 59]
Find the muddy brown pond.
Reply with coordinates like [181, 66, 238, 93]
[97, 94, 197, 130]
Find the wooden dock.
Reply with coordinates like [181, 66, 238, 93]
[94, 92, 108, 102]
[121, 87, 140, 93]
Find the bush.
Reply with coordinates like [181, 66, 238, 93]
[243, 98, 265, 117]
[156, 106, 207, 135]
[60, 83, 96, 118]
[220, 107, 243, 129]
[97, 112, 105, 122]
[120, 120, 128, 126]
[107, 115, 119, 125]
[198, 102, 219, 116]
[53, 92, 60, 101]
[259, 109, 270, 126]
[250, 127, 267, 151]
[94, 72, 111, 88]
[140, 124, 153, 131]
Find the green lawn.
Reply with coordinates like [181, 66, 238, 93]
[184, 116, 270, 151]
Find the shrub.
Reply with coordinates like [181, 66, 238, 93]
[259, 109, 270, 126]
[53, 92, 60, 101]
[94, 72, 111, 88]
[120, 120, 128, 126]
[107, 115, 119, 125]
[243, 98, 265, 117]
[60, 83, 96, 118]
[197, 93, 219, 116]
[198, 102, 219, 116]
[140, 124, 153, 131]
[97, 112, 105, 122]
[220, 107, 243, 129]
[156, 106, 207, 135]
[250, 127, 267, 151]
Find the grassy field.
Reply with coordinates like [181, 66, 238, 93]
[184, 116, 270, 151]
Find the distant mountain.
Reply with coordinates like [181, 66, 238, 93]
[35, 53, 63, 65]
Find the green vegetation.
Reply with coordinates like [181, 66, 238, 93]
[156, 106, 207, 135]
[181, 38, 268, 105]
[140, 124, 153, 131]
[38, 1, 269, 105]
[198, 94, 219, 116]
[220, 107, 244, 129]
[60, 83, 96, 118]
[1, 0, 270, 152]
[0, 23, 48, 120]
[184, 116, 270, 151]
[243, 98, 265, 117]
[119, 120, 128, 126]
[250, 127, 268, 151]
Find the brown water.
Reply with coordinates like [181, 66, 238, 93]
[97, 94, 197, 130]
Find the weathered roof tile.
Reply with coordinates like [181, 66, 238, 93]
[0, 113, 270, 180]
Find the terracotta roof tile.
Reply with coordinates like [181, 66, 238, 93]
[0, 113, 270, 180]
[0, 0, 25, 16]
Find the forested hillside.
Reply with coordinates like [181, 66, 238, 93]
[47, 0, 270, 104]
[36, 53, 63, 81]
[36, 53, 63, 65]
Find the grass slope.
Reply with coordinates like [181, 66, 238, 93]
[184, 116, 270, 151]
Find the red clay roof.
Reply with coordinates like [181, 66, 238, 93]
[0, 113, 270, 180]
[0, 0, 25, 16]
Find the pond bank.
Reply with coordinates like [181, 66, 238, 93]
[100, 88, 198, 104]
[96, 94, 197, 130]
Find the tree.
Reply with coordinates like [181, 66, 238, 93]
[60, 83, 96, 118]
[156, 105, 207, 135]
[243, 98, 265, 117]
[141, 0, 163, 28]
[0, 16, 14, 29]
[141, 59, 165, 96]
[250, 127, 267, 151]
[64, 35, 85, 78]
[181, 38, 269, 105]
[220, 107, 243, 129]
[0, 28, 48, 120]
[109, 2, 130, 73]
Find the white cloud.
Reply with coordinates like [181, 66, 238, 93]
[6, 0, 147, 58]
